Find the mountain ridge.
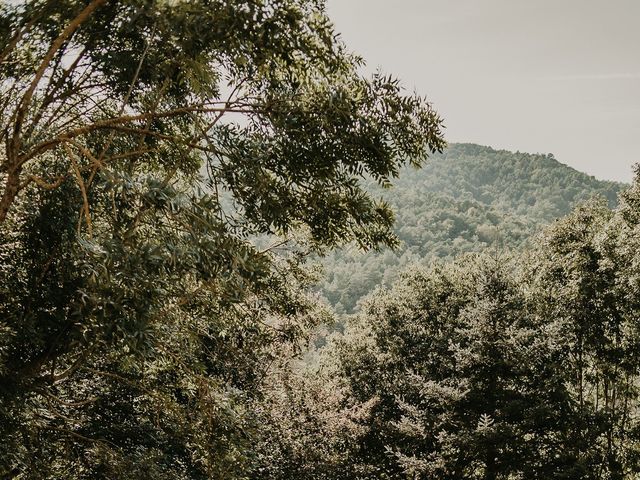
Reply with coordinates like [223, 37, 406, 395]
[318, 143, 626, 314]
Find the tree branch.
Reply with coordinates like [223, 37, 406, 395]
[63, 142, 92, 236]
[10, 0, 107, 159]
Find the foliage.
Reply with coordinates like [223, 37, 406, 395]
[0, 1, 444, 477]
[4, 2, 640, 479]
[315, 172, 640, 479]
[334, 257, 579, 479]
[319, 143, 624, 314]
[252, 358, 376, 480]
[522, 179, 640, 477]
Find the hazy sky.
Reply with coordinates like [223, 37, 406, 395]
[326, 0, 640, 182]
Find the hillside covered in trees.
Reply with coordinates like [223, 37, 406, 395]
[320, 143, 624, 314]
[255, 176, 640, 479]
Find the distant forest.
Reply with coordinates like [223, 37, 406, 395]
[319, 143, 624, 314]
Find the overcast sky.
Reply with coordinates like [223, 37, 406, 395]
[326, 0, 640, 182]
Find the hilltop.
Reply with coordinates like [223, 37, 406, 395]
[319, 143, 625, 313]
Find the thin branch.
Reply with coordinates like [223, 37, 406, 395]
[82, 367, 157, 398]
[10, 0, 107, 158]
[39, 82, 112, 137]
[96, 22, 157, 166]
[19, 103, 257, 168]
[63, 142, 92, 237]
[22, 173, 67, 190]
[260, 238, 291, 254]
[26, 46, 89, 137]
[44, 425, 119, 449]
[43, 391, 98, 408]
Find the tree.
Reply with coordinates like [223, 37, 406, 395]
[0, 1, 444, 477]
[252, 357, 377, 480]
[524, 187, 640, 478]
[335, 257, 580, 479]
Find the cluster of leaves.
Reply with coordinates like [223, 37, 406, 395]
[334, 258, 585, 479]
[319, 143, 624, 314]
[0, 169, 328, 478]
[0, 1, 444, 478]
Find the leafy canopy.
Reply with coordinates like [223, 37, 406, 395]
[0, 0, 444, 478]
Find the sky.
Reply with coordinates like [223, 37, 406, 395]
[326, 0, 640, 182]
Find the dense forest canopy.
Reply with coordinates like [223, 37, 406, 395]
[319, 143, 625, 314]
[2, 1, 640, 480]
[259, 176, 640, 479]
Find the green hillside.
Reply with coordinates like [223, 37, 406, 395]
[319, 143, 624, 313]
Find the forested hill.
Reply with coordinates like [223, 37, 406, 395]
[319, 143, 625, 314]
